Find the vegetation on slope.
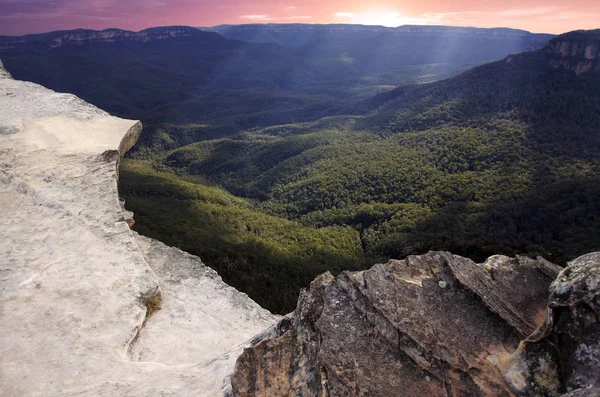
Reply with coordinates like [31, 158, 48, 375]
[147, 41, 600, 313]
[5, 28, 599, 313]
[120, 160, 363, 313]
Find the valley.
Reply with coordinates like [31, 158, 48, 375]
[2, 26, 599, 314]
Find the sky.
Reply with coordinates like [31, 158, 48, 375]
[0, 0, 599, 36]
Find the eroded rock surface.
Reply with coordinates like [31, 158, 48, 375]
[0, 26, 204, 51]
[508, 252, 600, 396]
[544, 30, 600, 75]
[0, 62, 278, 396]
[232, 251, 600, 396]
[0, 59, 11, 79]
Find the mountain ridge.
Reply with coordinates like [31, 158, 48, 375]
[202, 23, 554, 47]
[0, 24, 554, 51]
[1, 58, 599, 395]
[542, 29, 600, 74]
[0, 26, 224, 51]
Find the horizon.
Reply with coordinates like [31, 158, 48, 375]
[1, 0, 599, 36]
[0, 23, 569, 38]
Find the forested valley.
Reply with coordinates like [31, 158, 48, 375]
[3, 27, 599, 313]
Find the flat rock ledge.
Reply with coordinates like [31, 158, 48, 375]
[232, 251, 600, 396]
[0, 62, 279, 396]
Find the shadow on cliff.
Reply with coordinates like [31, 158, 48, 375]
[118, 161, 364, 314]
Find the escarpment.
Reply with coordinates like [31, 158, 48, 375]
[0, 26, 207, 51]
[0, 62, 278, 396]
[0, 59, 11, 79]
[544, 30, 600, 74]
[232, 252, 600, 396]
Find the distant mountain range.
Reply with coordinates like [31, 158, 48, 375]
[0, 26, 206, 50]
[0, 24, 554, 51]
[202, 23, 554, 46]
[0, 24, 556, 133]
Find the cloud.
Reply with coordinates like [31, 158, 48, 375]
[424, 7, 594, 25]
[537, 11, 592, 21]
[238, 14, 272, 21]
[333, 11, 432, 27]
[285, 16, 312, 20]
[498, 7, 557, 17]
[0, 0, 164, 20]
[285, 6, 297, 11]
[334, 12, 357, 18]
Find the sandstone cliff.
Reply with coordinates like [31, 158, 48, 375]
[232, 252, 600, 396]
[543, 30, 600, 74]
[0, 59, 11, 79]
[0, 61, 278, 396]
[0, 26, 213, 51]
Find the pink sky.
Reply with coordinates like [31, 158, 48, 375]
[0, 0, 598, 36]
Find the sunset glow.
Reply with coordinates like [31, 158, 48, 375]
[0, 0, 598, 36]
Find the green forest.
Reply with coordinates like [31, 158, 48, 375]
[121, 39, 600, 313]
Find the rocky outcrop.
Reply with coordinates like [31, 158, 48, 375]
[511, 252, 600, 395]
[0, 63, 278, 396]
[232, 251, 600, 396]
[0, 59, 11, 79]
[543, 30, 600, 75]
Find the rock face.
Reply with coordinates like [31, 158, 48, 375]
[0, 62, 278, 396]
[0, 26, 214, 51]
[0, 59, 11, 79]
[130, 234, 277, 369]
[544, 30, 600, 74]
[516, 252, 600, 395]
[232, 251, 600, 396]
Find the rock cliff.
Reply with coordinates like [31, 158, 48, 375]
[0, 59, 11, 79]
[0, 61, 278, 396]
[0, 26, 216, 51]
[543, 30, 600, 74]
[232, 252, 600, 396]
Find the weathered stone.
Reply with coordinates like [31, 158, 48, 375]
[562, 389, 600, 397]
[0, 61, 278, 396]
[232, 252, 562, 396]
[510, 252, 600, 396]
[0, 59, 11, 79]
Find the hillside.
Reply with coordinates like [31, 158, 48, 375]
[117, 30, 600, 312]
[0, 24, 559, 313]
